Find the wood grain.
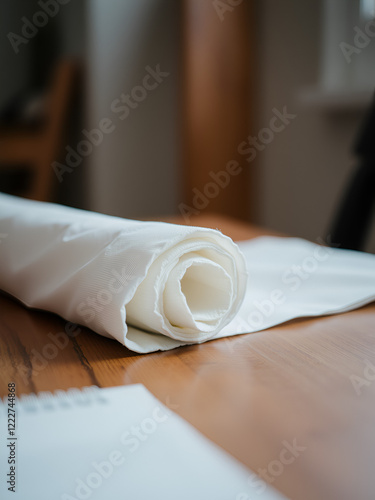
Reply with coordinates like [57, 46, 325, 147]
[1, 215, 374, 500]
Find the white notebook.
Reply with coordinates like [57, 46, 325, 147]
[0, 384, 287, 500]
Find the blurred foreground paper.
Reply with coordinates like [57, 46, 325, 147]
[0, 384, 288, 500]
[1, 193, 375, 353]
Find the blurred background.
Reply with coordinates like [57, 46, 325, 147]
[1, 0, 374, 251]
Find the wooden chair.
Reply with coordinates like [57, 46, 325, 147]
[0, 59, 78, 202]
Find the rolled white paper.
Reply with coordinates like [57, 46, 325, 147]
[0, 194, 247, 351]
[2, 193, 375, 354]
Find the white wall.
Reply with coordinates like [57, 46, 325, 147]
[87, 0, 181, 218]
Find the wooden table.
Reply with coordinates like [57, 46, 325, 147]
[1, 215, 375, 500]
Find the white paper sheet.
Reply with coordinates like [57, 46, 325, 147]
[0, 384, 288, 500]
[126, 236, 375, 351]
[1, 193, 375, 353]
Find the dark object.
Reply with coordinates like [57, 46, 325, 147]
[330, 93, 375, 251]
[0, 60, 79, 201]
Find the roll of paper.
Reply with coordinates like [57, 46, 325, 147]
[2, 193, 375, 354]
[0, 194, 247, 352]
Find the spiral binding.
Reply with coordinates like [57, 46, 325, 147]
[0, 385, 108, 414]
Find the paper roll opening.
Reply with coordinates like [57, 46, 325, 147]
[180, 261, 232, 321]
[163, 257, 233, 332]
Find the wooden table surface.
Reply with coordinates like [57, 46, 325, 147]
[1, 214, 375, 500]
